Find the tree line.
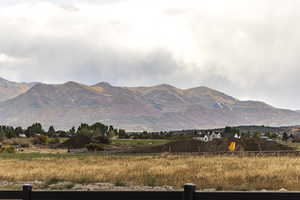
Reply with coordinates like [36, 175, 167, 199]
[0, 122, 126, 139]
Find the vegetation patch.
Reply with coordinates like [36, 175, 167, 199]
[129, 138, 294, 153]
[45, 177, 65, 186]
[1, 146, 16, 153]
[114, 179, 127, 187]
[86, 143, 104, 152]
[0, 154, 299, 190]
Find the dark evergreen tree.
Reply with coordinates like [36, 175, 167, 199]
[25, 122, 44, 137]
[68, 126, 76, 137]
[47, 126, 56, 137]
[15, 127, 24, 137]
[118, 129, 126, 138]
[282, 132, 289, 141]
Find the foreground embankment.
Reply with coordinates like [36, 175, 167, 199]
[0, 153, 299, 191]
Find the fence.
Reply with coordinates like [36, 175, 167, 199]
[3, 184, 300, 200]
[120, 150, 300, 156]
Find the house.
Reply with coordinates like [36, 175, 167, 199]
[202, 135, 209, 142]
[212, 132, 222, 139]
[19, 134, 27, 138]
[194, 131, 222, 142]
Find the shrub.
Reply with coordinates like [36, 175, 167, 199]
[49, 138, 60, 144]
[93, 136, 111, 144]
[32, 135, 49, 145]
[12, 141, 30, 148]
[20, 143, 30, 148]
[293, 137, 300, 143]
[64, 182, 75, 189]
[45, 177, 64, 185]
[3, 146, 16, 153]
[77, 177, 94, 184]
[145, 174, 157, 187]
[114, 179, 127, 186]
[85, 143, 104, 152]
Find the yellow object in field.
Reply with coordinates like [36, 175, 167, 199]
[228, 142, 236, 152]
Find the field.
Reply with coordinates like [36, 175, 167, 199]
[109, 139, 170, 151]
[0, 153, 300, 191]
[1, 138, 171, 153]
[279, 141, 300, 150]
[111, 139, 170, 145]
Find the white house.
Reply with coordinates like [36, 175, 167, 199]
[194, 131, 222, 142]
[19, 134, 27, 138]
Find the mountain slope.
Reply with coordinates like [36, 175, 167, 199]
[0, 80, 300, 131]
[0, 77, 36, 102]
[0, 82, 160, 130]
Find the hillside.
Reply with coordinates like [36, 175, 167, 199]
[0, 77, 36, 102]
[0, 79, 300, 130]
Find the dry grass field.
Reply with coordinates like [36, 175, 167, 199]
[0, 153, 299, 191]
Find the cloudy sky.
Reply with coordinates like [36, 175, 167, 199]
[0, 0, 300, 109]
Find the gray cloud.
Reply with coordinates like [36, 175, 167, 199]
[1, 0, 300, 110]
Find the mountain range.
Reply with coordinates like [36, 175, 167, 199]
[0, 77, 299, 131]
[0, 77, 36, 102]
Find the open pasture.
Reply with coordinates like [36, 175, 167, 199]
[0, 153, 299, 190]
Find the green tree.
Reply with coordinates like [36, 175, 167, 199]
[282, 132, 289, 141]
[118, 129, 126, 139]
[15, 127, 24, 137]
[68, 126, 76, 137]
[270, 133, 278, 139]
[223, 126, 240, 138]
[47, 126, 56, 137]
[77, 123, 90, 134]
[0, 130, 5, 141]
[25, 122, 44, 137]
[77, 128, 93, 137]
[253, 131, 261, 138]
[90, 122, 108, 136]
[5, 131, 15, 139]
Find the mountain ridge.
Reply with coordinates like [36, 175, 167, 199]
[0, 77, 38, 102]
[0, 78, 299, 131]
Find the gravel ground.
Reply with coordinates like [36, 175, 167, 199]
[0, 181, 290, 192]
[0, 181, 177, 191]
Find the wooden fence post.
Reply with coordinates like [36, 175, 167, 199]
[183, 183, 196, 200]
[23, 184, 32, 200]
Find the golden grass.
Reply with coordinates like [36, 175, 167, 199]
[278, 141, 300, 150]
[0, 154, 300, 190]
[89, 85, 104, 92]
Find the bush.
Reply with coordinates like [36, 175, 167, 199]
[11, 141, 30, 148]
[292, 137, 300, 143]
[85, 143, 104, 152]
[3, 146, 16, 153]
[49, 138, 60, 144]
[93, 136, 111, 144]
[114, 179, 127, 186]
[145, 174, 157, 187]
[20, 143, 30, 148]
[45, 177, 64, 186]
[32, 135, 48, 145]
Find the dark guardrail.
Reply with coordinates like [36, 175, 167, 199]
[2, 184, 300, 200]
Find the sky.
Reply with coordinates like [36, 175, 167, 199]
[0, 0, 300, 109]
